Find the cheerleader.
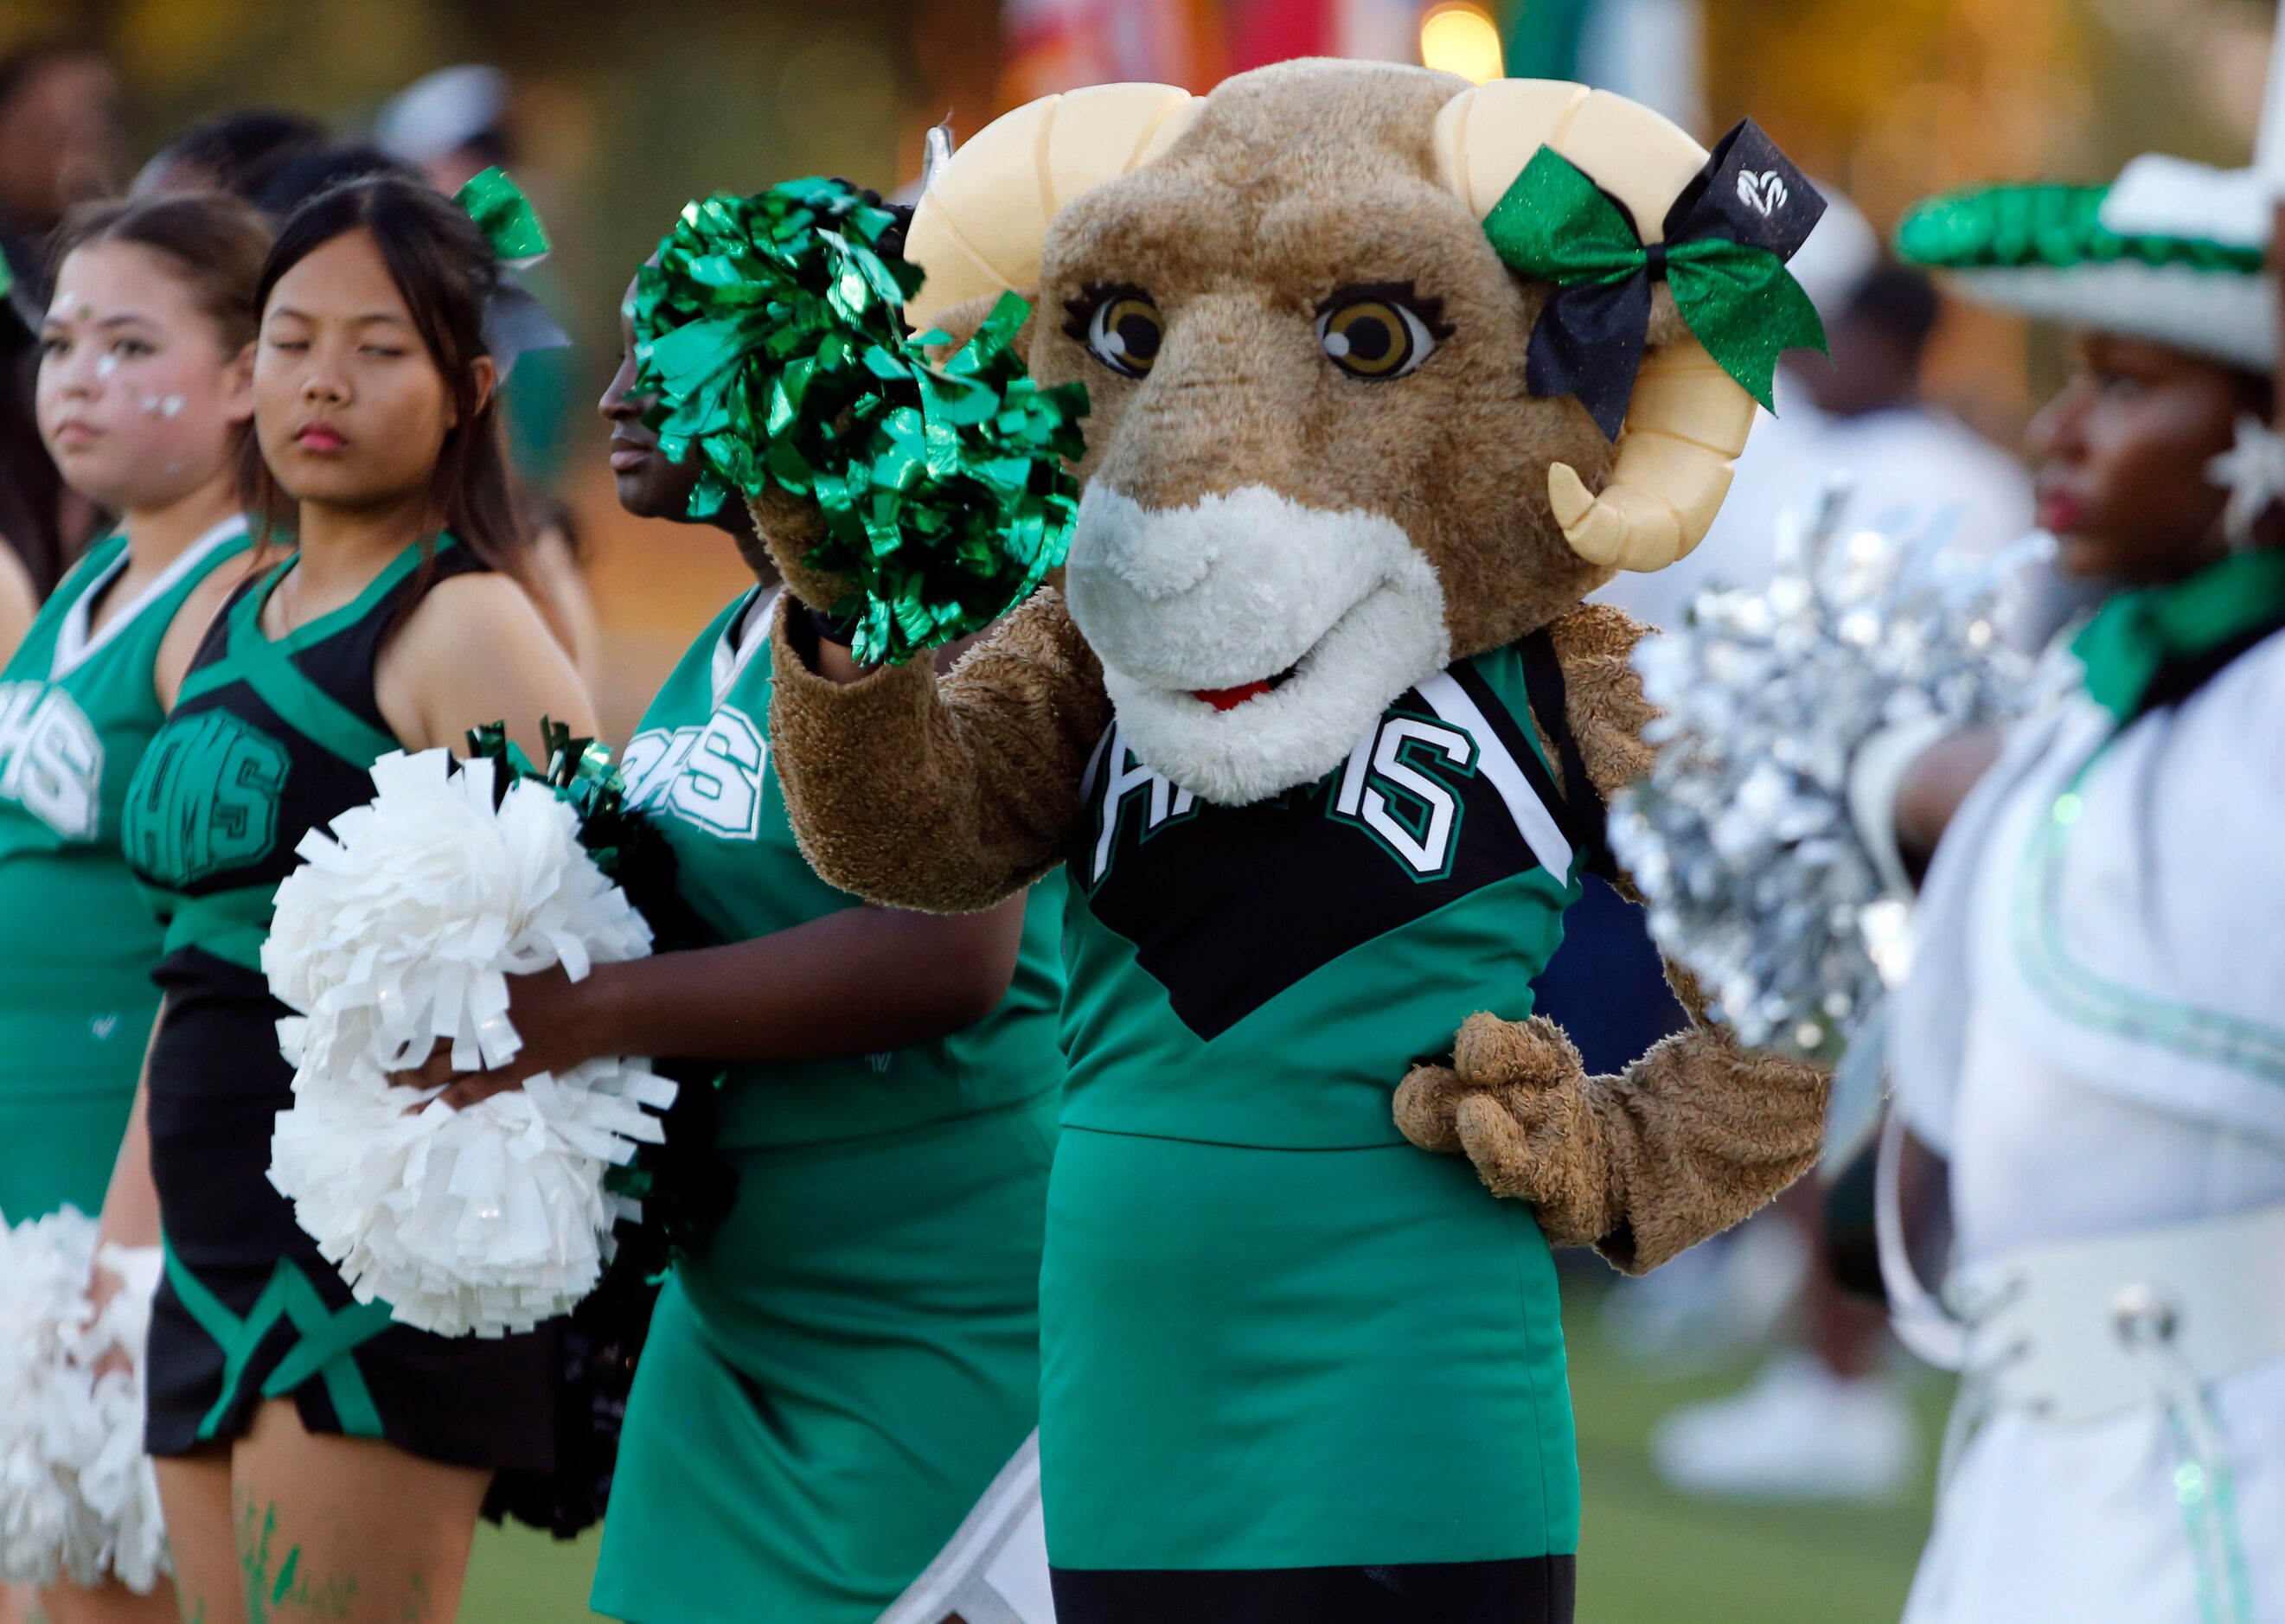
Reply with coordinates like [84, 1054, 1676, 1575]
[5, 191, 272, 1624]
[1872, 155, 2285, 1621]
[112, 175, 593, 1624]
[393, 259, 1068, 1624]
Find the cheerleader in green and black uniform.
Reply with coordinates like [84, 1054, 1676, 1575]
[6, 191, 272, 1624]
[393, 257, 1066, 1624]
[116, 176, 594, 1624]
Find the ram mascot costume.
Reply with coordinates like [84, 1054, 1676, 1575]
[749, 60, 1830, 1624]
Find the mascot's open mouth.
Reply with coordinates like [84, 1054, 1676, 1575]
[1184, 594, 1371, 708]
[1066, 483, 1452, 804]
[1193, 668, 1295, 711]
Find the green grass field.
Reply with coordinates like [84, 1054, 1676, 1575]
[1566, 1294, 1946, 1621]
[454, 1277, 1947, 1622]
[459, 1522, 610, 1622]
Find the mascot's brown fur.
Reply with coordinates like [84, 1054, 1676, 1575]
[761, 59, 1827, 1274]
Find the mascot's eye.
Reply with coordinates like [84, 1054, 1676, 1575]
[1315, 286, 1449, 380]
[1078, 290, 1165, 378]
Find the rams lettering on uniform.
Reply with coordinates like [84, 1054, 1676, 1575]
[123, 708, 288, 886]
[1332, 713, 1475, 881]
[0, 681, 105, 841]
[623, 705, 769, 840]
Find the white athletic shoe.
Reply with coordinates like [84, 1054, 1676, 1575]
[1649, 1352, 1916, 1504]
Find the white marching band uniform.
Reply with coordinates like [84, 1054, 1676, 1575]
[1885, 629, 2285, 1624]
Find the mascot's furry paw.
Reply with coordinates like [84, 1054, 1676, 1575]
[1394, 1014, 1613, 1244]
[1399, 1008, 1833, 1271]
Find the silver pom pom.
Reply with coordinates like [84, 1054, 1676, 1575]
[1610, 483, 2039, 1060]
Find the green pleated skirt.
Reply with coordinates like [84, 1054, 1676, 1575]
[1039, 1127, 1580, 1575]
[590, 1088, 1059, 1624]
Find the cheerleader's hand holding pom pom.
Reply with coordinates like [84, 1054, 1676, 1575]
[1607, 489, 2039, 1059]
[266, 733, 682, 1339]
[387, 961, 601, 1111]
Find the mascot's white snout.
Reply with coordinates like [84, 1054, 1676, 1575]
[1065, 483, 1450, 807]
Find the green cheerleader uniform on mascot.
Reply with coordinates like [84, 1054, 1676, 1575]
[0, 516, 249, 1222]
[636, 61, 1835, 1624]
[589, 585, 1066, 1624]
[1046, 649, 1599, 1585]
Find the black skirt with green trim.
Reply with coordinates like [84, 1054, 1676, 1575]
[143, 952, 560, 1472]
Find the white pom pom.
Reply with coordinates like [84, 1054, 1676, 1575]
[1610, 487, 2041, 1059]
[0, 1211, 169, 1590]
[266, 749, 677, 1339]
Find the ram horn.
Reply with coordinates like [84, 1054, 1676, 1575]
[1433, 80, 1761, 572]
[902, 83, 1201, 333]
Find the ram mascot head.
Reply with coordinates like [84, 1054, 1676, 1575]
[886, 64, 1760, 805]
[761, 59, 1829, 1266]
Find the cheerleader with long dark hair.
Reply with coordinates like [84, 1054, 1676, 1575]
[114, 174, 592, 1624]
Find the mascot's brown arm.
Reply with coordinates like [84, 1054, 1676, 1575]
[767, 584, 1112, 913]
[1394, 604, 1830, 1275]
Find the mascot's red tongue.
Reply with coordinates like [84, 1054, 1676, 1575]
[1193, 681, 1272, 712]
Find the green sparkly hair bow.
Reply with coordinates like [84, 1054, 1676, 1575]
[630, 177, 1091, 667]
[451, 167, 566, 376]
[455, 166, 551, 268]
[1485, 118, 1828, 439]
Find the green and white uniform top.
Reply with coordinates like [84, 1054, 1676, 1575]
[1061, 638, 1589, 1148]
[126, 537, 490, 975]
[1893, 549, 2285, 1172]
[620, 586, 1065, 1148]
[0, 515, 250, 1220]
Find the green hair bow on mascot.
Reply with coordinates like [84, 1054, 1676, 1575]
[641, 59, 1834, 1624]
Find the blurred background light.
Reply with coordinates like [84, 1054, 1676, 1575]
[1419, 3, 1504, 83]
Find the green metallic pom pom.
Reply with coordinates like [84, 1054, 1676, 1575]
[628, 177, 1091, 667]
